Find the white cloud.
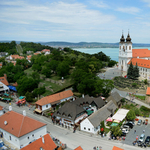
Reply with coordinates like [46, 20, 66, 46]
[90, 0, 109, 8]
[0, 1, 115, 25]
[115, 7, 140, 14]
[141, 0, 150, 7]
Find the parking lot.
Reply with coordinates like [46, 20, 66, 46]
[122, 122, 150, 146]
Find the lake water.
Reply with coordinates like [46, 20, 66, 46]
[74, 47, 150, 62]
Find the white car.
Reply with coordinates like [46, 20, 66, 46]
[122, 128, 129, 134]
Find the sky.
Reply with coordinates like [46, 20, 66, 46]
[1, 0, 150, 43]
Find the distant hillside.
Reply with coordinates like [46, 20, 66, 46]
[40, 42, 150, 48]
[1, 40, 150, 48]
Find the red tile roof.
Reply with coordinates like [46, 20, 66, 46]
[36, 90, 73, 106]
[128, 58, 150, 68]
[0, 76, 9, 86]
[21, 134, 57, 150]
[132, 49, 150, 58]
[42, 49, 50, 53]
[112, 146, 124, 150]
[146, 87, 150, 95]
[74, 146, 83, 150]
[11, 55, 24, 60]
[0, 105, 3, 111]
[0, 111, 46, 137]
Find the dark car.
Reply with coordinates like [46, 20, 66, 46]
[145, 136, 150, 144]
[124, 123, 133, 129]
[121, 132, 126, 137]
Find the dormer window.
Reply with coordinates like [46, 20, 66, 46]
[62, 113, 65, 116]
[68, 114, 72, 118]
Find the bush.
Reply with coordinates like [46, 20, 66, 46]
[132, 83, 137, 87]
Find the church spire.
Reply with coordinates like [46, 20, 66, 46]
[126, 30, 131, 42]
[120, 30, 125, 42]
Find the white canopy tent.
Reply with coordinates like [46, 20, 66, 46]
[112, 108, 129, 121]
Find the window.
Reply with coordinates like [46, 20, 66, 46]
[46, 105, 48, 108]
[9, 136, 11, 140]
[129, 46, 131, 50]
[88, 128, 90, 131]
[32, 134, 34, 137]
[27, 137, 29, 139]
[126, 46, 127, 50]
[84, 127, 86, 130]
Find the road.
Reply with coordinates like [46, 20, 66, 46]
[0, 102, 144, 150]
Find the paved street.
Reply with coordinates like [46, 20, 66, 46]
[0, 101, 146, 150]
[122, 123, 150, 146]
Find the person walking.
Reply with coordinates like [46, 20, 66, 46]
[134, 130, 136, 134]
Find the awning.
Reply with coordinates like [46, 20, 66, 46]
[4, 93, 9, 96]
[110, 122, 118, 127]
[106, 117, 113, 122]
[86, 110, 93, 116]
[19, 96, 25, 99]
[113, 119, 120, 123]
[34, 108, 42, 113]
[8, 85, 17, 92]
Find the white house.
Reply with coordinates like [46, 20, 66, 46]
[53, 102, 87, 127]
[80, 100, 117, 134]
[0, 107, 47, 149]
[0, 81, 9, 93]
[0, 105, 4, 116]
[35, 90, 73, 113]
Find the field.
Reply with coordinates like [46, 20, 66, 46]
[24, 67, 74, 96]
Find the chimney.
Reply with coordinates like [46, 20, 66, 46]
[23, 110, 26, 116]
[9, 106, 12, 111]
[42, 136, 44, 143]
[4, 74, 7, 79]
[82, 94, 84, 98]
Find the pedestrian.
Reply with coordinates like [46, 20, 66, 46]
[97, 146, 99, 150]
[143, 129, 145, 133]
[99, 146, 102, 150]
[136, 135, 138, 141]
[134, 130, 136, 134]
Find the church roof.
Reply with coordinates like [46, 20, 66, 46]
[120, 34, 125, 43]
[128, 58, 150, 68]
[132, 49, 150, 58]
[126, 33, 131, 42]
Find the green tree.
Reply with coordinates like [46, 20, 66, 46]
[32, 71, 40, 81]
[25, 91, 33, 102]
[56, 61, 70, 77]
[133, 62, 139, 79]
[111, 126, 122, 137]
[41, 67, 51, 78]
[108, 60, 117, 67]
[127, 62, 134, 79]
[126, 110, 136, 121]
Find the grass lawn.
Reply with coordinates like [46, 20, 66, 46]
[24, 67, 74, 96]
[134, 95, 146, 100]
[24, 67, 34, 76]
[16, 44, 23, 54]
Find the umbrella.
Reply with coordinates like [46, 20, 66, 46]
[110, 122, 118, 127]
[113, 119, 120, 123]
[106, 117, 113, 122]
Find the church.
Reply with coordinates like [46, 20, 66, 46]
[118, 33, 150, 79]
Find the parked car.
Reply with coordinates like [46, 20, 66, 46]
[137, 119, 142, 125]
[124, 123, 133, 129]
[127, 121, 135, 126]
[139, 134, 145, 142]
[145, 136, 150, 145]
[122, 128, 129, 134]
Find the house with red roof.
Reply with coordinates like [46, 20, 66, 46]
[0, 75, 9, 93]
[10, 55, 24, 60]
[118, 32, 150, 79]
[0, 105, 4, 116]
[0, 107, 47, 149]
[42, 49, 50, 55]
[35, 90, 73, 113]
[74, 146, 83, 150]
[21, 134, 57, 150]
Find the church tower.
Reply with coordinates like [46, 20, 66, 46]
[118, 32, 132, 72]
